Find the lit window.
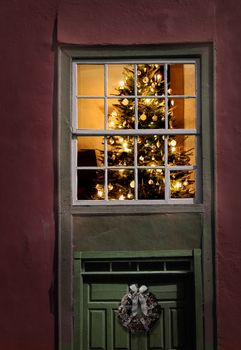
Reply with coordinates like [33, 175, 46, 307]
[72, 61, 199, 204]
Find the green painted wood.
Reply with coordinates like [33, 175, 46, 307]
[90, 284, 128, 301]
[193, 249, 204, 350]
[80, 270, 194, 350]
[171, 307, 185, 348]
[148, 311, 164, 349]
[113, 309, 129, 350]
[75, 250, 194, 259]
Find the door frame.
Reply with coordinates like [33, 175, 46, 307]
[57, 43, 214, 350]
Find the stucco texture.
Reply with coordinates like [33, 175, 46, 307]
[0, 0, 241, 349]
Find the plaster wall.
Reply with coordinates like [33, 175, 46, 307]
[0, 1, 241, 349]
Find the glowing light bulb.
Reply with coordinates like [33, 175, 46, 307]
[174, 181, 182, 190]
[119, 80, 125, 88]
[170, 139, 177, 147]
[171, 146, 176, 153]
[111, 110, 117, 117]
[127, 193, 134, 199]
[130, 180, 135, 188]
[108, 184, 113, 191]
[183, 180, 188, 186]
[156, 73, 162, 81]
[171, 99, 175, 106]
[119, 137, 124, 143]
[119, 194, 125, 200]
[109, 120, 115, 128]
[145, 98, 151, 105]
[97, 190, 103, 197]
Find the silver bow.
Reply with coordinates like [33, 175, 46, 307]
[129, 284, 148, 316]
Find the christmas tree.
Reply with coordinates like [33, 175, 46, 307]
[94, 64, 194, 201]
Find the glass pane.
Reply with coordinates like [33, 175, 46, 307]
[168, 98, 196, 129]
[137, 64, 165, 96]
[168, 64, 196, 96]
[77, 64, 104, 96]
[138, 98, 165, 129]
[170, 170, 195, 198]
[168, 136, 196, 166]
[77, 170, 104, 200]
[138, 136, 165, 166]
[108, 170, 135, 200]
[77, 99, 104, 129]
[108, 64, 134, 96]
[77, 137, 104, 167]
[108, 98, 135, 129]
[108, 136, 134, 166]
[138, 169, 165, 199]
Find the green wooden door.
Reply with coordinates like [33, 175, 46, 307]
[75, 253, 198, 350]
[80, 274, 194, 350]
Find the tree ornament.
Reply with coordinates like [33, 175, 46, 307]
[127, 192, 134, 199]
[152, 115, 158, 121]
[140, 113, 147, 121]
[143, 77, 149, 84]
[148, 179, 154, 185]
[117, 284, 161, 334]
[138, 70, 141, 76]
[111, 110, 118, 117]
[122, 98, 129, 106]
[170, 139, 177, 147]
[130, 180, 135, 188]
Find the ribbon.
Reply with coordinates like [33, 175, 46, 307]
[129, 284, 148, 317]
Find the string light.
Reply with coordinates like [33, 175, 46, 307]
[108, 184, 113, 191]
[97, 190, 103, 198]
[170, 139, 177, 147]
[119, 80, 125, 88]
[109, 120, 115, 128]
[174, 181, 182, 191]
[119, 194, 125, 200]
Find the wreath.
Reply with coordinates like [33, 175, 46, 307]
[116, 284, 161, 334]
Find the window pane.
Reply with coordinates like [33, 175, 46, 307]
[108, 64, 134, 96]
[77, 170, 104, 200]
[108, 98, 135, 129]
[138, 98, 165, 129]
[77, 99, 104, 129]
[137, 64, 165, 96]
[108, 170, 135, 200]
[138, 169, 165, 199]
[108, 136, 134, 166]
[168, 136, 196, 166]
[77, 137, 104, 167]
[170, 170, 195, 198]
[77, 64, 104, 96]
[138, 135, 165, 166]
[168, 98, 196, 129]
[168, 64, 196, 96]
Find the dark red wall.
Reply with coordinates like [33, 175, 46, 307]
[0, 1, 241, 349]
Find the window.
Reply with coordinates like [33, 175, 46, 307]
[72, 60, 200, 204]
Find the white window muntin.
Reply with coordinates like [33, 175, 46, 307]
[72, 59, 200, 205]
